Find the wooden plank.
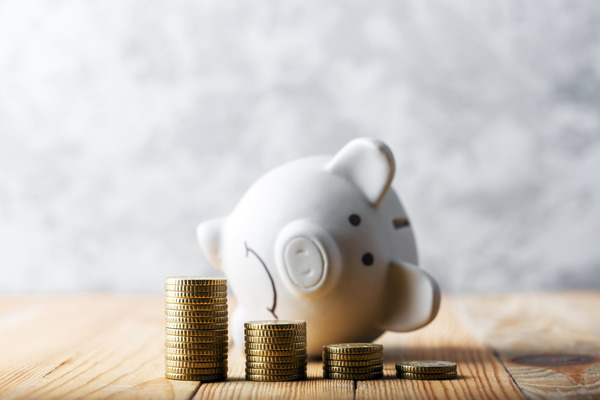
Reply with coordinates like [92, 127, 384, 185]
[0, 295, 198, 400]
[456, 292, 600, 399]
[356, 296, 524, 400]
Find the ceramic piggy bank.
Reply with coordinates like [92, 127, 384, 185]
[197, 138, 440, 356]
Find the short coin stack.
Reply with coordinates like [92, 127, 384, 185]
[396, 360, 457, 380]
[323, 343, 384, 380]
[165, 277, 228, 381]
[244, 320, 308, 381]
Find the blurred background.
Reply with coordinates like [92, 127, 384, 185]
[1, 1, 599, 293]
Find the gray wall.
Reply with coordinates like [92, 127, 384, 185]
[1, 1, 599, 293]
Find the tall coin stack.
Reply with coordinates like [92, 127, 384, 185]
[244, 320, 308, 382]
[165, 277, 228, 381]
[323, 343, 384, 380]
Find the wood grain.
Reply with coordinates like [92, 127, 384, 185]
[356, 296, 524, 400]
[456, 292, 600, 399]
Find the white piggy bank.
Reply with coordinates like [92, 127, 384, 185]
[197, 138, 440, 356]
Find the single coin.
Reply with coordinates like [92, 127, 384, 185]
[245, 335, 306, 344]
[165, 277, 227, 286]
[395, 361, 457, 374]
[245, 348, 307, 357]
[323, 343, 383, 354]
[244, 320, 306, 331]
[165, 353, 228, 362]
[166, 340, 228, 350]
[324, 359, 383, 367]
[245, 367, 306, 376]
[165, 315, 228, 324]
[165, 372, 227, 382]
[244, 329, 306, 337]
[245, 373, 306, 382]
[165, 347, 228, 356]
[166, 297, 227, 305]
[166, 322, 228, 330]
[324, 371, 383, 380]
[165, 303, 228, 311]
[165, 309, 228, 318]
[245, 354, 308, 364]
[166, 359, 227, 368]
[324, 365, 383, 374]
[398, 371, 457, 380]
[166, 366, 228, 375]
[165, 291, 227, 299]
[245, 342, 306, 350]
[166, 328, 228, 337]
[323, 352, 384, 361]
[165, 335, 228, 344]
[245, 361, 306, 370]
[165, 284, 227, 292]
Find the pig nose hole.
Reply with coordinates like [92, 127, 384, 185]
[362, 252, 374, 266]
[283, 236, 325, 289]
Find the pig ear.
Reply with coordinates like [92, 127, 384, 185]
[196, 218, 225, 270]
[326, 138, 395, 208]
[376, 261, 441, 332]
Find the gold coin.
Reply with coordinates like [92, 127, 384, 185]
[398, 371, 457, 380]
[245, 342, 306, 350]
[166, 322, 228, 330]
[324, 371, 383, 380]
[165, 315, 228, 324]
[245, 367, 306, 376]
[166, 360, 227, 368]
[166, 366, 227, 375]
[323, 352, 384, 361]
[245, 348, 307, 357]
[245, 335, 306, 344]
[395, 361, 457, 374]
[245, 354, 308, 364]
[165, 277, 227, 286]
[166, 297, 227, 305]
[165, 335, 227, 343]
[324, 365, 383, 374]
[165, 347, 228, 356]
[166, 328, 228, 337]
[165, 353, 228, 362]
[165, 303, 228, 311]
[245, 361, 306, 370]
[165, 309, 228, 317]
[165, 284, 227, 292]
[245, 373, 306, 382]
[166, 340, 228, 350]
[244, 329, 306, 337]
[324, 359, 383, 367]
[244, 320, 306, 331]
[165, 291, 227, 299]
[165, 372, 227, 382]
[323, 343, 383, 354]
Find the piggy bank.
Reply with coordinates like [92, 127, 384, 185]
[197, 138, 440, 356]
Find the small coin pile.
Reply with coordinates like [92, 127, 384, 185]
[244, 320, 308, 382]
[323, 343, 384, 380]
[396, 360, 457, 380]
[165, 277, 228, 381]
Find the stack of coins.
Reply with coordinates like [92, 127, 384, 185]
[323, 343, 384, 380]
[165, 277, 228, 381]
[244, 320, 308, 382]
[396, 361, 457, 380]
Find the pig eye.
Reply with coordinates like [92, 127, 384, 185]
[349, 214, 361, 226]
[362, 252, 374, 266]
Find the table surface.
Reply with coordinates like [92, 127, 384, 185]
[0, 292, 598, 399]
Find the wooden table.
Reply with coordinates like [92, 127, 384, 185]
[0, 292, 598, 399]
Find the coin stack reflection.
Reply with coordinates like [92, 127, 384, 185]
[244, 320, 308, 381]
[165, 277, 228, 381]
[323, 343, 384, 380]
